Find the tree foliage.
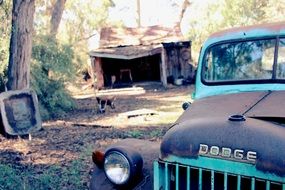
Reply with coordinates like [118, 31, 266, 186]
[221, 0, 267, 27]
[58, 0, 113, 73]
[31, 35, 76, 120]
[34, 0, 114, 74]
[30, 0, 112, 119]
[186, 0, 285, 62]
[62, 0, 112, 42]
[0, 0, 12, 82]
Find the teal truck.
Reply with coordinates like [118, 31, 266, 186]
[90, 22, 285, 190]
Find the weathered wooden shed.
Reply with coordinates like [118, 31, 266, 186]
[89, 24, 194, 89]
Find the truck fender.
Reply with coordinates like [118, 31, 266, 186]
[90, 138, 160, 190]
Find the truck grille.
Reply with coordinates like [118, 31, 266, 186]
[154, 160, 285, 190]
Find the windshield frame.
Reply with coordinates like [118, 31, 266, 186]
[201, 36, 285, 86]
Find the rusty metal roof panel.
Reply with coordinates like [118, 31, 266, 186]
[89, 24, 189, 59]
[98, 24, 186, 48]
[89, 44, 162, 59]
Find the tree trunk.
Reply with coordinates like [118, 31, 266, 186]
[136, 0, 141, 27]
[178, 0, 191, 25]
[50, 0, 66, 37]
[7, 0, 35, 90]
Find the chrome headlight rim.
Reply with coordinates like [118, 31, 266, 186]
[103, 147, 143, 186]
[104, 150, 131, 185]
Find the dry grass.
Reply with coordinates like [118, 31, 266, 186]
[0, 82, 194, 189]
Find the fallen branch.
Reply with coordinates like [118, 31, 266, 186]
[71, 123, 112, 128]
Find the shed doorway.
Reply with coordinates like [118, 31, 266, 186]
[101, 54, 161, 87]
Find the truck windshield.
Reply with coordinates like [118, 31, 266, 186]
[203, 38, 285, 83]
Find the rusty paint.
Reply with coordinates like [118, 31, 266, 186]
[176, 91, 269, 123]
[98, 24, 185, 48]
[246, 91, 285, 118]
[209, 21, 285, 39]
[90, 139, 160, 190]
[92, 150, 105, 168]
[160, 90, 285, 177]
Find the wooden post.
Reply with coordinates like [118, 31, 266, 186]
[179, 48, 185, 78]
[160, 48, 168, 87]
[89, 57, 96, 87]
[95, 57, 104, 89]
[180, 47, 193, 80]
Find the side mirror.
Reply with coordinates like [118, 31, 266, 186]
[182, 101, 191, 110]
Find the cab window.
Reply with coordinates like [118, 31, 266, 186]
[204, 39, 277, 82]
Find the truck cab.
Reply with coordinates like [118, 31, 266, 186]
[90, 22, 285, 190]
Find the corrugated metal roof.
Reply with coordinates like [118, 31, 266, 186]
[89, 24, 187, 59]
[99, 24, 185, 48]
[90, 44, 162, 60]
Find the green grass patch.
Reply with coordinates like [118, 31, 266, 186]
[0, 146, 94, 190]
[0, 161, 87, 190]
[127, 130, 144, 138]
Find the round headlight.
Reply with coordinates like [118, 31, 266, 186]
[104, 151, 131, 185]
[103, 147, 143, 186]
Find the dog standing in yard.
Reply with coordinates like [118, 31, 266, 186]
[96, 96, 116, 113]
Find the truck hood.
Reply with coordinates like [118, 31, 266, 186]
[177, 91, 285, 122]
[160, 91, 285, 176]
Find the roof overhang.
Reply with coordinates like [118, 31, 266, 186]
[89, 44, 162, 60]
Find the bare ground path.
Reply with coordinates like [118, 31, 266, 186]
[0, 83, 193, 189]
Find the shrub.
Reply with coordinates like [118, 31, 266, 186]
[0, 67, 7, 93]
[31, 35, 76, 120]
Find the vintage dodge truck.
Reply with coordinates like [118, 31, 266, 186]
[90, 22, 285, 190]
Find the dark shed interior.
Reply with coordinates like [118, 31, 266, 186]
[101, 54, 161, 87]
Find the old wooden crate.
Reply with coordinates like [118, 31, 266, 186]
[0, 89, 42, 135]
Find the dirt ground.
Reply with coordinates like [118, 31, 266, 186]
[0, 82, 194, 188]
